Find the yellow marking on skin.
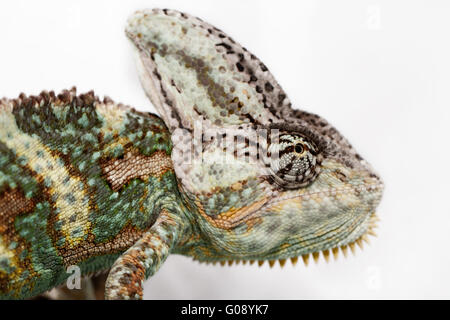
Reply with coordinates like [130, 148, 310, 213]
[266, 199, 303, 214]
[0, 237, 14, 261]
[310, 192, 323, 203]
[243, 216, 263, 232]
[0, 111, 91, 248]
[96, 102, 129, 134]
[195, 197, 267, 230]
[103, 136, 131, 155]
[0, 237, 25, 287]
[230, 182, 243, 191]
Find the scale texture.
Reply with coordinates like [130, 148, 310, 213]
[0, 8, 384, 299]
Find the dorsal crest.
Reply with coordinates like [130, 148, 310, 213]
[126, 8, 295, 133]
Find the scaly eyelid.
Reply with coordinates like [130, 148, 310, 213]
[268, 123, 326, 154]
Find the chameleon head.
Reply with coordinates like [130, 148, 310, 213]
[126, 9, 384, 264]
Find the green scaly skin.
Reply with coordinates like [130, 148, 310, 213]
[0, 9, 384, 300]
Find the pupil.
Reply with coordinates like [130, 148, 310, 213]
[294, 144, 304, 153]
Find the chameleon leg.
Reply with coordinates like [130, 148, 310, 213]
[92, 273, 109, 300]
[104, 209, 182, 300]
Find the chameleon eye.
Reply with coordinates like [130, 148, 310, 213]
[267, 133, 322, 189]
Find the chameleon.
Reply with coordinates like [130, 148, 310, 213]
[0, 8, 384, 299]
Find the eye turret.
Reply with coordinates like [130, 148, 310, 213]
[267, 133, 322, 189]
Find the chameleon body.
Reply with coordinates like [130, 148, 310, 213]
[0, 9, 384, 299]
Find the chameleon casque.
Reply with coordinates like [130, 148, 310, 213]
[0, 8, 384, 299]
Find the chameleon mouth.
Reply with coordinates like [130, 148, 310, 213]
[195, 212, 380, 268]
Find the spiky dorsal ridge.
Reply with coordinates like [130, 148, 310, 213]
[0, 87, 149, 117]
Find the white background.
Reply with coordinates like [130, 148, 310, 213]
[0, 0, 449, 299]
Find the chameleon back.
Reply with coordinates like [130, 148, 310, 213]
[0, 88, 175, 299]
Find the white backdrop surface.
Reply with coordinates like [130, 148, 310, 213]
[0, 0, 449, 299]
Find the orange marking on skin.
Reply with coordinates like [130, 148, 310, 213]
[244, 216, 263, 231]
[230, 182, 243, 191]
[195, 197, 267, 230]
